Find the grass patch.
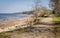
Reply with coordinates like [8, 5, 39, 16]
[13, 29, 25, 33]
[53, 14, 60, 25]
[0, 31, 14, 38]
[53, 14, 60, 38]
[0, 32, 11, 38]
[0, 28, 25, 38]
[53, 15, 60, 21]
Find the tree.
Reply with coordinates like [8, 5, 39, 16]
[49, 0, 60, 16]
[32, 0, 41, 24]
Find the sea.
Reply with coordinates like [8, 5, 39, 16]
[0, 13, 32, 23]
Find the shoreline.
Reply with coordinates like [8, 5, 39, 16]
[0, 15, 34, 32]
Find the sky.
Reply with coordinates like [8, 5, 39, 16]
[0, 0, 50, 13]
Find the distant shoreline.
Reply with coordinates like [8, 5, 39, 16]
[0, 14, 34, 32]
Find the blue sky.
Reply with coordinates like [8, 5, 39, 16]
[0, 0, 50, 13]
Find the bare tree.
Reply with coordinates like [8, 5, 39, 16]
[33, 0, 41, 24]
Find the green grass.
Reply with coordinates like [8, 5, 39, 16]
[53, 14, 60, 25]
[53, 15, 60, 21]
[53, 14, 60, 38]
[0, 32, 11, 38]
[0, 29, 25, 38]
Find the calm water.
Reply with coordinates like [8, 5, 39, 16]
[0, 13, 32, 22]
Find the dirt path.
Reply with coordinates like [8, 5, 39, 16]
[10, 31, 55, 38]
[1, 17, 58, 38]
[8, 17, 56, 38]
[40, 17, 54, 25]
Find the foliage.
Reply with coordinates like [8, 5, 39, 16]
[50, 0, 60, 16]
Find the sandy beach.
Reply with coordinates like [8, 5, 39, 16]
[0, 15, 34, 32]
